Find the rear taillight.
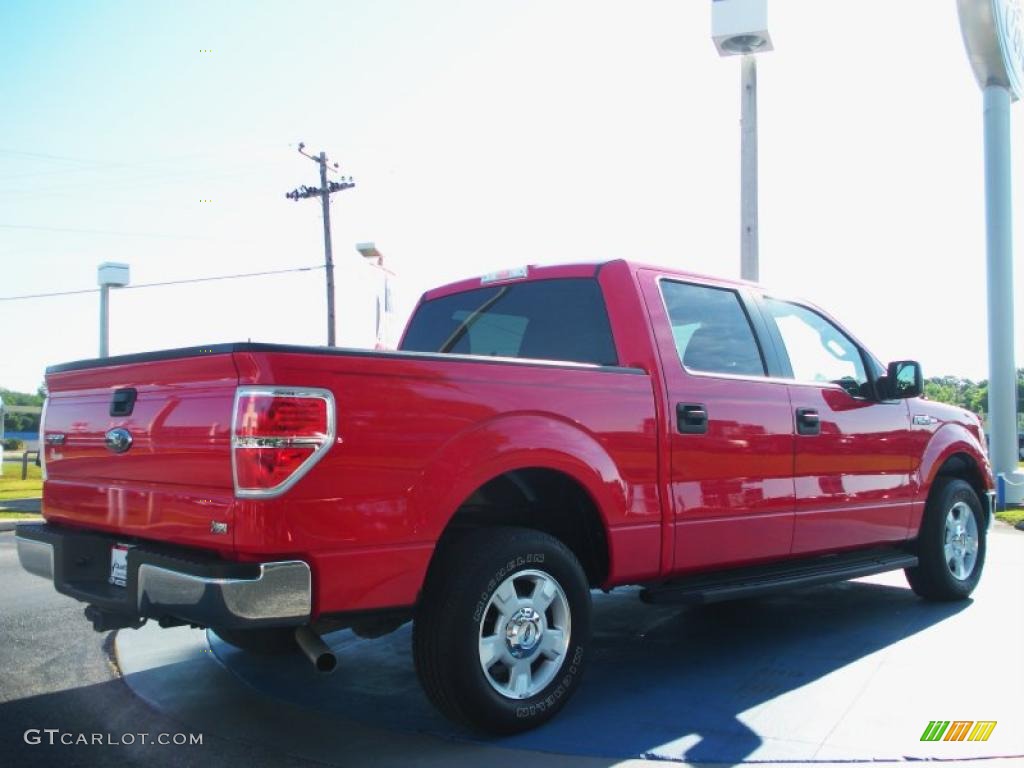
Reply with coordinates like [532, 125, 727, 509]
[231, 387, 335, 497]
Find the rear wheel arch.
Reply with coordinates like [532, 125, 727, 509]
[427, 466, 611, 589]
[413, 414, 628, 587]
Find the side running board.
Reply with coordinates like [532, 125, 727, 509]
[640, 548, 918, 605]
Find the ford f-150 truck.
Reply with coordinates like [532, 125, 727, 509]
[16, 260, 994, 734]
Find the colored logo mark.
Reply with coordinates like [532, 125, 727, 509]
[920, 720, 997, 742]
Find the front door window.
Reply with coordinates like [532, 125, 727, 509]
[763, 299, 870, 398]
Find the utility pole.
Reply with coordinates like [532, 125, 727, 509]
[286, 143, 355, 347]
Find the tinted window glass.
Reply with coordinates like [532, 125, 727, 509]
[401, 278, 618, 366]
[660, 281, 765, 377]
[764, 298, 869, 397]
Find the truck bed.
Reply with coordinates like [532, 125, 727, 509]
[41, 341, 659, 615]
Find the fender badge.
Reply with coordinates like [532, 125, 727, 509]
[912, 415, 937, 426]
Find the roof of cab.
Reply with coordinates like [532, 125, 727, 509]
[420, 259, 758, 302]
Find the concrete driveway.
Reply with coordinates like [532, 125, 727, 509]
[2, 524, 1022, 767]
[117, 523, 1023, 765]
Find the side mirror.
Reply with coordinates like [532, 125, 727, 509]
[885, 360, 923, 399]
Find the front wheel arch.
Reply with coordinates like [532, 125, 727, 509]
[906, 477, 986, 601]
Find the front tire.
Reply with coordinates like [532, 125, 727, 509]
[905, 477, 986, 601]
[413, 527, 591, 734]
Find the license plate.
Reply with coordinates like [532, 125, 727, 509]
[109, 543, 133, 588]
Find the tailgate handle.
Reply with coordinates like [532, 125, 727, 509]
[109, 388, 138, 417]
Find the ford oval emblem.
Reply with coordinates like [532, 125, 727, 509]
[104, 428, 133, 454]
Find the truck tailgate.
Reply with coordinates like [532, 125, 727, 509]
[42, 350, 239, 552]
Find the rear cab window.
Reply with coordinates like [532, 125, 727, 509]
[400, 278, 619, 366]
[659, 280, 767, 378]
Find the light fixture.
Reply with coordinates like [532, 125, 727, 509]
[712, 0, 773, 58]
[721, 34, 768, 54]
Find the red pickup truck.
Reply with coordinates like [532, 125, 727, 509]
[17, 260, 994, 734]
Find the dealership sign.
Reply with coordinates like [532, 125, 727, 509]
[959, 0, 1024, 99]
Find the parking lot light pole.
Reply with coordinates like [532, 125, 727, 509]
[97, 262, 130, 358]
[712, 0, 773, 283]
[356, 242, 394, 350]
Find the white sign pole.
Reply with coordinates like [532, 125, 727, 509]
[982, 83, 1019, 498]
[959, 0, 1024, 504]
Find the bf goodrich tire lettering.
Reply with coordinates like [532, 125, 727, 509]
[412, 527, 591, 734]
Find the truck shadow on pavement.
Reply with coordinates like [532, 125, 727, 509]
[209, 579, 970, 764]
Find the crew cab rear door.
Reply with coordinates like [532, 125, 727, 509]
[639, 271, 796, 573]
[756, 296, 915, 554]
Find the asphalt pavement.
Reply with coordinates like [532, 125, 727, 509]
[0, 530, 332, 768]
[0, 498, 42, 514]
[1, 525, 1022, 767]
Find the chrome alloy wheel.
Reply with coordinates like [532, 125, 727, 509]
[477, 569, 571, 700]
[944, 501, 979, 581]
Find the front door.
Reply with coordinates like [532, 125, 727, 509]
[759, 297, 914, 554]
[640, 273, 796, 574]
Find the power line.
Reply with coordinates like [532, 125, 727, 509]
[0, 223, 211, 240]
[0, 144, 284, 170]
[0, 148, 100, 165]
[0, 265, 324, 302]
[124, 265, 323, 290]
[0, 287, 98, 301]
[0, 222, 267, 245]
[0, 156, 297, 194]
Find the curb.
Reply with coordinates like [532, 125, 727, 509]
[0, 518, 39, 532]
[0, 498, 42, 515]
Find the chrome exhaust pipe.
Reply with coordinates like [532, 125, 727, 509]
[294, 626, 337, 673]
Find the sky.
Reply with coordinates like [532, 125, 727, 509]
[1, 0, 1022, 394]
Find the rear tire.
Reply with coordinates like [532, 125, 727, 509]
[905, 477, 986, 601]
[413, 527, 591, 734]
[213, 627, 297, 654]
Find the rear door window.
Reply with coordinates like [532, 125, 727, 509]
[400, 278, 618, 366]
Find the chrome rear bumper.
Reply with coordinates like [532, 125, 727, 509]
[15, 523, 311, 629]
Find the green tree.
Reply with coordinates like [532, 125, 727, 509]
[922, 369, 1024, 422]
[1, 385, 45, 433]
